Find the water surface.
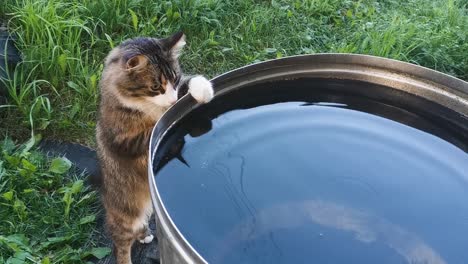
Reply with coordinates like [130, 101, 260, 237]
[153, 82, 468, 264]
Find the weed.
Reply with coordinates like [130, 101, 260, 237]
[0, 137, 109, 263]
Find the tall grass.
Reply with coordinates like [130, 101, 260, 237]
[1, 0, 467, 144]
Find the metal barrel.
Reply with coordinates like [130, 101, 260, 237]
[148, 54, 468, 264]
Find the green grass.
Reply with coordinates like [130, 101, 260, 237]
[0, 0, 466, 262]
[0, 137, 109, 263]
[0, 0, 467, 145]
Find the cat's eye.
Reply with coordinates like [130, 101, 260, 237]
[151, 85, 164, 94]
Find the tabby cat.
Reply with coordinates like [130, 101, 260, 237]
[96, 32, 214, 264]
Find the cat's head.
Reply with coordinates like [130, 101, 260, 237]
[101, 32, 186, 108]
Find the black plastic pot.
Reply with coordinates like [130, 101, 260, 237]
[0, 26, 21, 99]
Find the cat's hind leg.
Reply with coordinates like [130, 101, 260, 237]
[136, 201, 155, 244]
[106, 210, 137, 264]
[137, 225, 154, 244]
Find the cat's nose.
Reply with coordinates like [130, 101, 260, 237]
[168, 91, 177, 104]
[166, 82, 177, 104]
[168, 96, 177, 104]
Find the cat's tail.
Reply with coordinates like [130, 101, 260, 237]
[87, 168, 103, 190]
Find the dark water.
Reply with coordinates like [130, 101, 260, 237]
[153, 81, 468, 264]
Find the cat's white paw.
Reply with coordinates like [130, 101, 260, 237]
[188, 76, 214, 103]
[138, 234, 154, 244]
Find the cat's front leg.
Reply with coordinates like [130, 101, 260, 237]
[188, 76, 214, 103]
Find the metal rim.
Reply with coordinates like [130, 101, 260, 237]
[148, 53, 468, 263]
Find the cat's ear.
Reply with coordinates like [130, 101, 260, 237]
[165, 31, 186, 58]
[125, 55, 148, 72]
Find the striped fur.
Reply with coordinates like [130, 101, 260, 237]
[96, 32, 213, 264]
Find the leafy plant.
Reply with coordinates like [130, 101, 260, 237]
[0, 137, 109, 263]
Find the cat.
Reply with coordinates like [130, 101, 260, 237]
[96, 32, 214, 264]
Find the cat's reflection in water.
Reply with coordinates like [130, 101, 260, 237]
[157, 115, 213, 170]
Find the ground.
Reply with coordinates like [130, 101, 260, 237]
[0, 0, 467, 263]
